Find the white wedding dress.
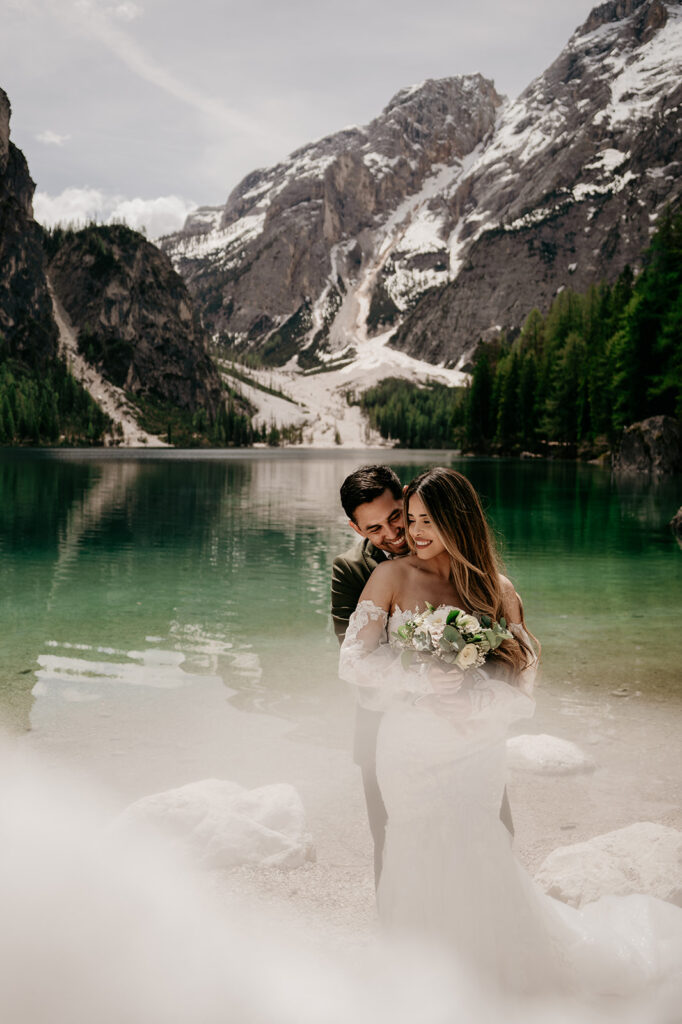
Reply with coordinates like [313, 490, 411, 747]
[339, 601, 682, 1007]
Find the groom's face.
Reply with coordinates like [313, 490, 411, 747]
[350, 489, 409, 556]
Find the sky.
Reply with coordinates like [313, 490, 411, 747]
[1, 0, 597, 237]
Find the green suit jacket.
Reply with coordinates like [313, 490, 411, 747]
[331, 536, 386, 766]
[331, 536, 386, 643]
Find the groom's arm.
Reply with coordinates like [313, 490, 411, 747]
[331, 554, 370, 644]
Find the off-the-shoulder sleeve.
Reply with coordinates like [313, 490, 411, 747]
[338, 600, 431, 711]
[508, 621, 538, 698]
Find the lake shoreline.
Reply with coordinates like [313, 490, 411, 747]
[206, 680, 682, 947]
[3, 448, 680, 949]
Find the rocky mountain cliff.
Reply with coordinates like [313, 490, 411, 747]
[162, 75, 503, 365]
[0, 88, 58, 366]
[48, 224, 223, 417]
[162, 0, 682, 370]
[391, 0, 682, 363]
[0, 87, 225, 444]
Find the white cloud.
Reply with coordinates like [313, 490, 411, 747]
[108, 2, 142, 20]
[35, 130, 71, 146]
[72, 0, 141, 14]
[110, 194, 196, 238]
[33, 187, 196, 239]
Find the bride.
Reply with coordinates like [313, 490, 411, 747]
[339, 467, 682, 1005]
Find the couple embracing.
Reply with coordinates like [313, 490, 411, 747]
[330, 464, 682, 1004]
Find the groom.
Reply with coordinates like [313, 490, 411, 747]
[331, 463, 514, 887]
[331, 464, 407, 886]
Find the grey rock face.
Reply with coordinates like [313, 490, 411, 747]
[163, 0, 682, 370]
[161, 76, 503, 361]
[49, 225, 223, 416]
[612, 415, 682, 475]
[391, 0, 682, 364]
[0, 88, 59, 366]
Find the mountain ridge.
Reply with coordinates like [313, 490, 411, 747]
[162, 0, 682, 372]
[162, 74, 504, 364]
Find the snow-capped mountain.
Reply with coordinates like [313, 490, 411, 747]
[162, 75, 503, 364]
[162, 0, 682, 372]
[391, 0, 682, 364]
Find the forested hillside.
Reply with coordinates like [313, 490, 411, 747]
[0, 345, 111, 445]
[355, 204, 682, 454]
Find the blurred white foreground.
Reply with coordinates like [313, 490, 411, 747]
[0, 739, 666, 1024]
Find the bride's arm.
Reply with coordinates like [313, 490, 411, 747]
[338, 563, 430, 711]
[424, 581, 537, 731]
[500, 577, 539, 698]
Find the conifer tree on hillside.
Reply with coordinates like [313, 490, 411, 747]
[459, 202, 681, 454]
[343, 204, 681, 454]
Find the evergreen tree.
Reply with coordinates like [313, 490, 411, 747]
[543, 332, 586, 443]
[649, 289, 682, 417]
[518, 351, 539, 449]
[516, 307, 545, 355]
[611, 206, 682, 429]
[466, 348, 494, 446]
[495, 351, 521, 448]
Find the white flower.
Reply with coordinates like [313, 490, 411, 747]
[457, 614, 481, 635]
[424, 607, 449, 643]
[455, 643, 481, 670]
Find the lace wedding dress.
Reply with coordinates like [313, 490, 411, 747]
[339, 600, 682, 1005]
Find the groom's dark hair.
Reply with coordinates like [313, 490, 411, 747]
[340, 465, 402, 521]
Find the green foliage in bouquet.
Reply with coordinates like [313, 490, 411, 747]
[394, 603, 512, 672]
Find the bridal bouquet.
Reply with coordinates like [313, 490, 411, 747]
[392, 604, 513, 673]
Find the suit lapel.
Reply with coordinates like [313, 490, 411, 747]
[363, 539, 386, 572]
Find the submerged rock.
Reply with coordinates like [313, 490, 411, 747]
[114, 778, 315, 869]
[612, 415, 682, 476]
[507, 734, 595, 775]
[535, 822, 682, 908]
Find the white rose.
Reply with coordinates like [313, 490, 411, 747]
[455, 643, 480, 670]
[457, 614, 481, 635]
[425, 608, 449, 643]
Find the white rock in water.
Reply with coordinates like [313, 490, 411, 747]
[114, 779, 315, 869]
[535, 822, 682, 908]
[507, 733, 595, 774]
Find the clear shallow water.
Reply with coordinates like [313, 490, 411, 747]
[1, 449, 680, 750]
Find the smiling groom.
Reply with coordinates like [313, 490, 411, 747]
[331, 465, 409, 887]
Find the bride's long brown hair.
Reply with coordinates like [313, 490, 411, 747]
[404, 467, 537, 680]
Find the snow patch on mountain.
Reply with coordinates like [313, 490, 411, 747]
[161, 1, 682, 433]
[221, 328, 466, 447]
[179, 212, 267, 261]
[595, 5, 682, 128]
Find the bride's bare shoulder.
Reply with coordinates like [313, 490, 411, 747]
[499, 574, 523, 622]
[371, 555, 417, 580]
[357, 556, 414, 609]
[365, 558, 409, 591]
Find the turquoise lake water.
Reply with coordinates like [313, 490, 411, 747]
[1, 449, 680, 748]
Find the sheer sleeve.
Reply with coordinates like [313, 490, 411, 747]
[463, 673, 535, 729]
[508, 621, 538, 698]
[338, 600, 431, 711]
[339, 603, 537, 730]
